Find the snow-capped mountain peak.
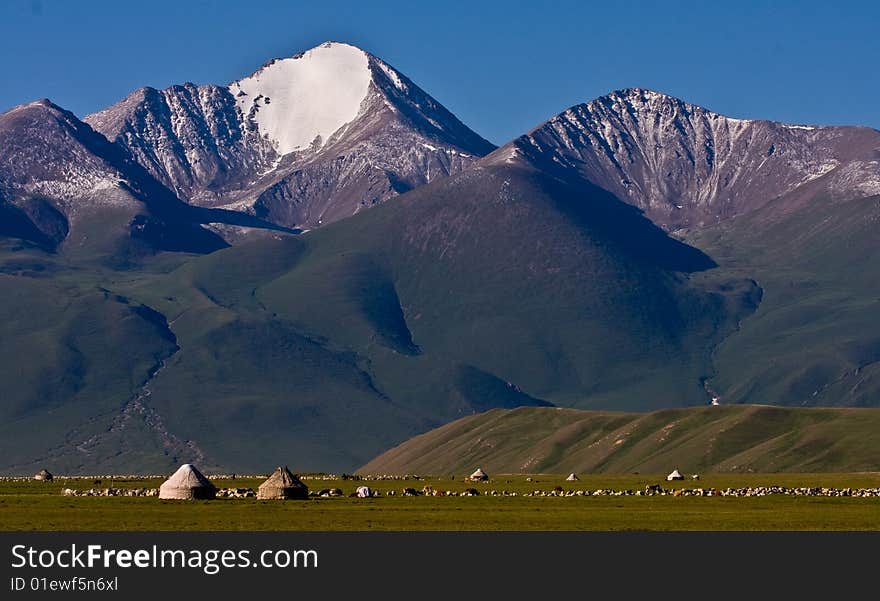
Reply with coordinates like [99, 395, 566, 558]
[229, 42, 372, 155]
[85, 41, 495, 230]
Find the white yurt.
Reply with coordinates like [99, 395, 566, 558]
[566, 473, 579, 482]
[257, 466, 309, 500]
[159, 464, 216, 500]
[34, 468, 53, 482]
[666, 469, 684, 481]
[468, 468, 489, 482]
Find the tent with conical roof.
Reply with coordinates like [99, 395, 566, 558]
[257, 466, 309, 500]
[566, 473, 579, 481]
[34, 469, 53, 481]
[468, 468, 489, 481]
[159, 464, 216, 500]
[666, 469, 684, 481]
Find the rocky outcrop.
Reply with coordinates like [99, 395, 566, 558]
[84, 84, 272, 204]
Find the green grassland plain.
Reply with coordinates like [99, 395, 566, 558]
[1, 473, 878, 531]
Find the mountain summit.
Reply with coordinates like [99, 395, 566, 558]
[230, 42, 490, 156]
[230, 42, 376, 155]
[85, 41, 495, 230]
[506, 88, 880, 231]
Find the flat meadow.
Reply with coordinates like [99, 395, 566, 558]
[1, 473, 879, 531]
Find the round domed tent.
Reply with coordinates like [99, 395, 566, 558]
[34, 469, 53, 482]
[566, 473, 579, 482]
[468, 468, 489, 482]
[257, 466, 309, 500]
[159, 464, 216, 500]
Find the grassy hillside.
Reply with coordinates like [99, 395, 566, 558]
[0, 238, 181, 474]
[688, 190, 880, 407]
[359, 405, 880, 475]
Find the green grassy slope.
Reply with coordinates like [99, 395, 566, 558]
[0, 239, 180, 474]
[359, 405, 880, 474]
[688, 190, 880, 407]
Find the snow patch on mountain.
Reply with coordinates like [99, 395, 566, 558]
[230, 42, 370, 155]
[830, 160, 880, 197]
[375, 59, 406, 91]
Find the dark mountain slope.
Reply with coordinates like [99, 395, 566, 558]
[253, 157, 745, 409]
[61, 151, 754, 473]
[0, 267, 181, 474]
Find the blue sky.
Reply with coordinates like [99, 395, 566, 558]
[1, 0, 878, 144]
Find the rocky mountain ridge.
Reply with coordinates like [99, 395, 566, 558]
[507, 88, 880, 231]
